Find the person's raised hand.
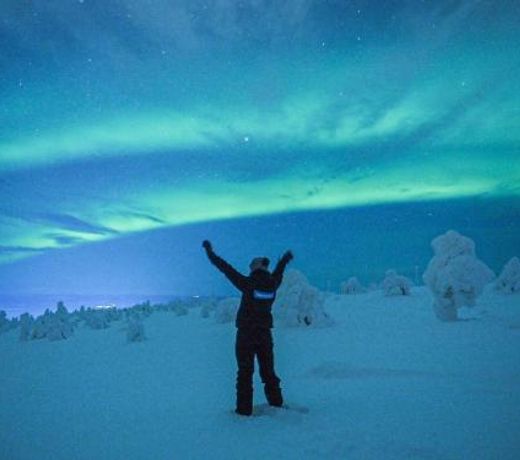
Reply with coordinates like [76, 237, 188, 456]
[282, 250, 294, 263]
[202, 240, 212, 252]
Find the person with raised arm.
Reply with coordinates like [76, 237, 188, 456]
[202, 240, 293, 416]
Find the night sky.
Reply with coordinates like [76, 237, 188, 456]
[1, 0, 519, 296]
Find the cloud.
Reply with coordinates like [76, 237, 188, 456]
[0, 0, 315, 58]
[47, 235, 89, 246]
[0, 245, 51, 264]
[122, 212, 167, 226]
[1, 211, 117, 237]
[0, 245, 45, 254]
[32, 213, 118, 236]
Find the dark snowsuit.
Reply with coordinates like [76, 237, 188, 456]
[205, 249, 291, 415]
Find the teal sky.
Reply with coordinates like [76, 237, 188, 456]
[0, 0, 519, 294]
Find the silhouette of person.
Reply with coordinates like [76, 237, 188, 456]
[202, 240, 293, 416]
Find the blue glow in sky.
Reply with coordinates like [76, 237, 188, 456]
[0, 0, 519, 295]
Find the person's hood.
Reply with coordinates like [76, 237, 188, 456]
[249, 257, 270, 272]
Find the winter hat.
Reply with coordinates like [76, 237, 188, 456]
[249, 257, 270, 272]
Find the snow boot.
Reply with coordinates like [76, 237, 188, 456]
[265, 383, 283, 407]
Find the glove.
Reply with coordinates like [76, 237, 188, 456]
[281, 250, 294, 263]
[202, 240, 212, 252]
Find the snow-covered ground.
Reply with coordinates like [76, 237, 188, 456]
[1, 286, 519, 460]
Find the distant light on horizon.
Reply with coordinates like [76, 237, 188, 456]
[94, 304, 117, 310]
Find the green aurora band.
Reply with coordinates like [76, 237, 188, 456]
[1, 0, 519, 264]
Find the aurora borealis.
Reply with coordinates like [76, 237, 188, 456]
[1, 0, 519, 295]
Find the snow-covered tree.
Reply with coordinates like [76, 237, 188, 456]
[215, 298, 240, 324]
[382, 270, 412, 296]
[31, 310, 53, 340]
[104, 307, 122, 322]
[169, 300, 188, 317]
[0, 310, 19, 334]
[19, 313, 33, 341]
[126, 317, 145, 342]
[85, 309, 110, 330]
[77, 306, 87, 322]
[132, 300, 154, 317]
[496, 257, 520, 294]
[0, 310, 10, 334]
[200, 298, 216, 318]
[340, 277, 365, 295]
[274, 269, 332, 327]
[46, 302, 74, 341]
[423, 230, 495, 321]
[10, 316, 19, 329]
